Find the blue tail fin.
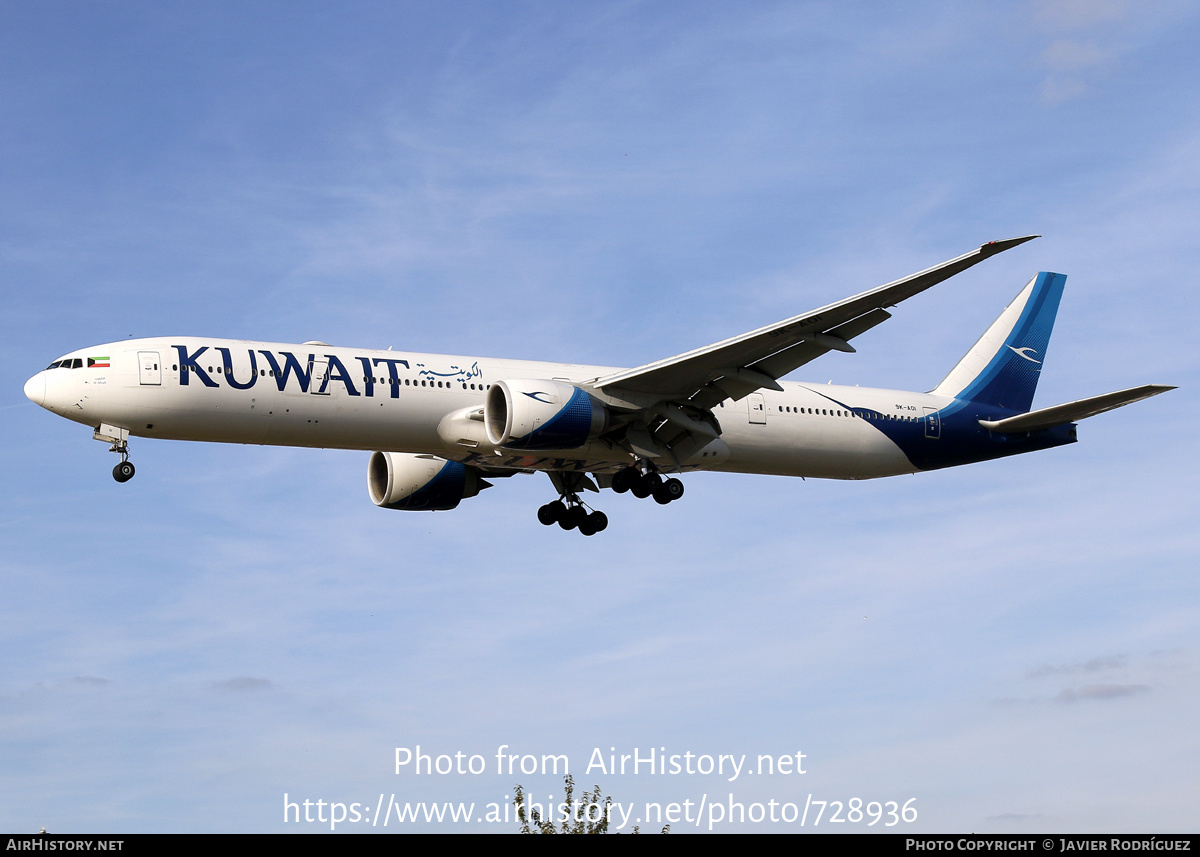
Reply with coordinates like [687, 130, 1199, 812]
[932, 272, 1066, 412]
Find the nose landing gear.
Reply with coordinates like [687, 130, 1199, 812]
[94, 423, 135, 483]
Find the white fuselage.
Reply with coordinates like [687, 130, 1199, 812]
[26, 337, 944, 480]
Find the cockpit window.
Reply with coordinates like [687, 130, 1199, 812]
[45, 358, 84, 370]
[46, 361, 62, 370]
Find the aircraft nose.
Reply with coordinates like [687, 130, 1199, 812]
[24, 373, 45, 406]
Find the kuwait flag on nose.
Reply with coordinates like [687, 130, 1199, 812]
[88, 356, 109, 368]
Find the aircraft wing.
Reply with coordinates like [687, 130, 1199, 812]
[595, 236, 1039, 411]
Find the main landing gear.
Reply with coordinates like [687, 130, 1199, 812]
[611, 465, 684, 505]
[537, 495, 608, 536]
[535, 463, 683, 534]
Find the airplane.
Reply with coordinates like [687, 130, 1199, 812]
[23, 235, 1173, 535]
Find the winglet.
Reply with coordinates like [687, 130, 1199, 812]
[979, 235, 1040, 258]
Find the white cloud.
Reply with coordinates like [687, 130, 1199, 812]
[1056, 684, 1151, 702]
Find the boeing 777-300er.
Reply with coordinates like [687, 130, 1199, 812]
[24, 235, 1173, 535]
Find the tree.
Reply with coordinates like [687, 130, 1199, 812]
[514, 774, 669, 834]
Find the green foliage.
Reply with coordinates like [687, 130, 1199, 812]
[514, 774, 669, 834]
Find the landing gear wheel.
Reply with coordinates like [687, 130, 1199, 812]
[559, 505, 588, 531]
[541, 478, 610, 534]
[579, 509, 611, 536]
[631, 472, 660, 499]
[611, 467, 638, 494]
[538, 500, 566, 526]
[654, 477, 684, 504]
[113, 461, 135, 483]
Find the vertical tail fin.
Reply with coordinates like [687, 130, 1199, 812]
[932, 272, 1066, 412]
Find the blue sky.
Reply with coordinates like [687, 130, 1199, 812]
[2, 0, 1197, 833]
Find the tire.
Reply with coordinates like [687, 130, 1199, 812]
[611, 468, 636, 494]
[559, 505, 586, 530]
[567, 505, 588, 529]
[537, 502, 563, 526]
[663, 477, 684, 501]
[632, 472, 659, 499]
[113, 461, 135, 483]
[589, 511, 608, 532]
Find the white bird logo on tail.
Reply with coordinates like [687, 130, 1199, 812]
[1008, 346, 1042, 363]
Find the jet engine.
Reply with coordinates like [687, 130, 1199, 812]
[484, 379, 608, 450]
[367, 452, 489, 511]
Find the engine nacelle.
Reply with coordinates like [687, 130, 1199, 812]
[367, 452, 488, 511]
[484, 379, 608, 450]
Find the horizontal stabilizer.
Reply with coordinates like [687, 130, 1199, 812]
[978, 385, 1175, 434]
